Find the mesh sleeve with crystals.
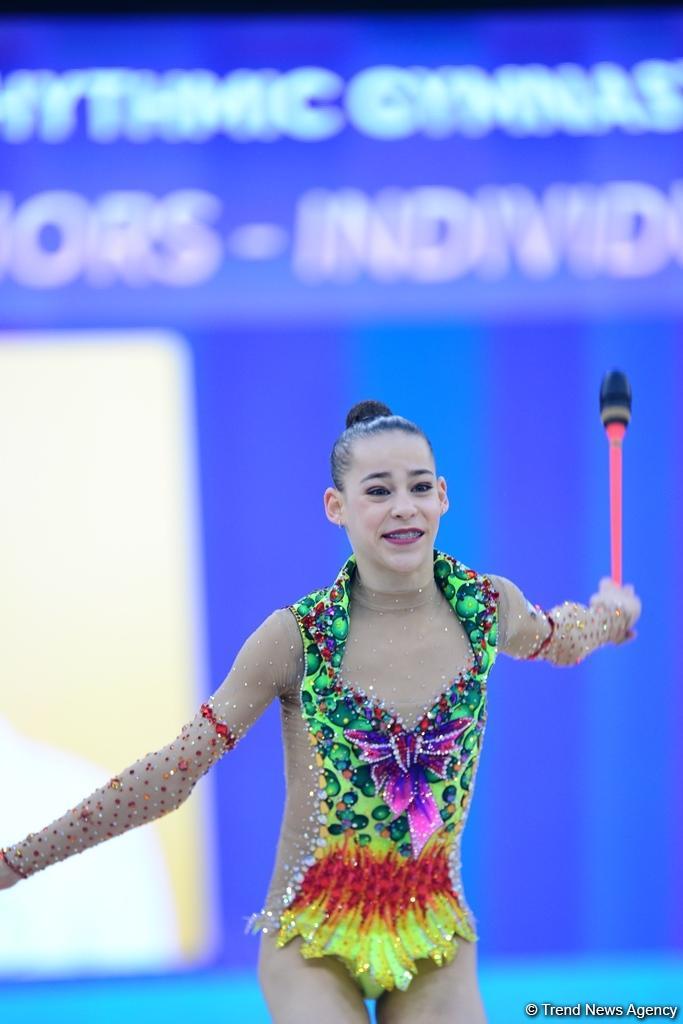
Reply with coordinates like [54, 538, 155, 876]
[0, 608, 302, 881]
[488, 574, 632, 666]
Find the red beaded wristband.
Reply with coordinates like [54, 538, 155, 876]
[0, 847, 29, 879]
[200, 702, 237, 750]
[527, 613, 556, 660]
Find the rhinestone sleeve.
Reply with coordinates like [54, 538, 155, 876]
[489, 574, 633, 666]
[0, 608, 300, 881]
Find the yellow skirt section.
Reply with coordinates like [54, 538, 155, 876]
[274, 836, 477, 998]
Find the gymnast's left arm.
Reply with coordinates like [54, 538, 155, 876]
[485, 573, 642, 666]
[0, 608, 301, 886]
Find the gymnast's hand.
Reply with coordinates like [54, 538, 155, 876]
[589, 577, 642, 642]
[0, 857, 22, 890]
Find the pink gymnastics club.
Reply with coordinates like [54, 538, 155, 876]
[599, 370, 632, 586]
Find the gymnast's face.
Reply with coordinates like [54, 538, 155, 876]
[324, 431, 449, 585]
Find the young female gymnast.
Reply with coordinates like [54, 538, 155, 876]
[1, 400, 641, 1023]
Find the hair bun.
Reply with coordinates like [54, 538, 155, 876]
[345, 400, 393, 430]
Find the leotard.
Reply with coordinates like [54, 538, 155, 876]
[1, 549, 632, 997]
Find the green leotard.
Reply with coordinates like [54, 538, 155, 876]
[248, 547, 498, 998]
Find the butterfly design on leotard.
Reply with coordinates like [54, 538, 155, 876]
[343, 716, 474, 857]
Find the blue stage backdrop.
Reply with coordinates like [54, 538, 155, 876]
[0, 11, 680, 976]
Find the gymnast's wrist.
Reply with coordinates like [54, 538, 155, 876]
[0, 847, 28, 886]
[589, 600, 632, 644]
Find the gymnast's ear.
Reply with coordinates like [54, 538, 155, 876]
[437, 475, 449, 515]
[323, 486, 345, 527]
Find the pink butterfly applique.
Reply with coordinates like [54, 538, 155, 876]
[343, 716, 474, 857]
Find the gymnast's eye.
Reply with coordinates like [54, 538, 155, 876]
[366, 484, 433, 496]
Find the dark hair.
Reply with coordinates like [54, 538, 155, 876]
[330, 399, 435, 490]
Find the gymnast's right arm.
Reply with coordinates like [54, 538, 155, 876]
[0, 608, 302, 889]
[487, 574, 641, 665]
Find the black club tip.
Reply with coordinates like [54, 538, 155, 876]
[599, 370, 632, 427]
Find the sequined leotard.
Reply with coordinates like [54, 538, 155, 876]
[1, 548, 632, 998]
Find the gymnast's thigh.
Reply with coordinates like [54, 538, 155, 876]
[257, 932, 371, 1024]
[375, 936, 488, 1024]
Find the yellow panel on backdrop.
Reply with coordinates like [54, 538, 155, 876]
[0, 332, 216, 975]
